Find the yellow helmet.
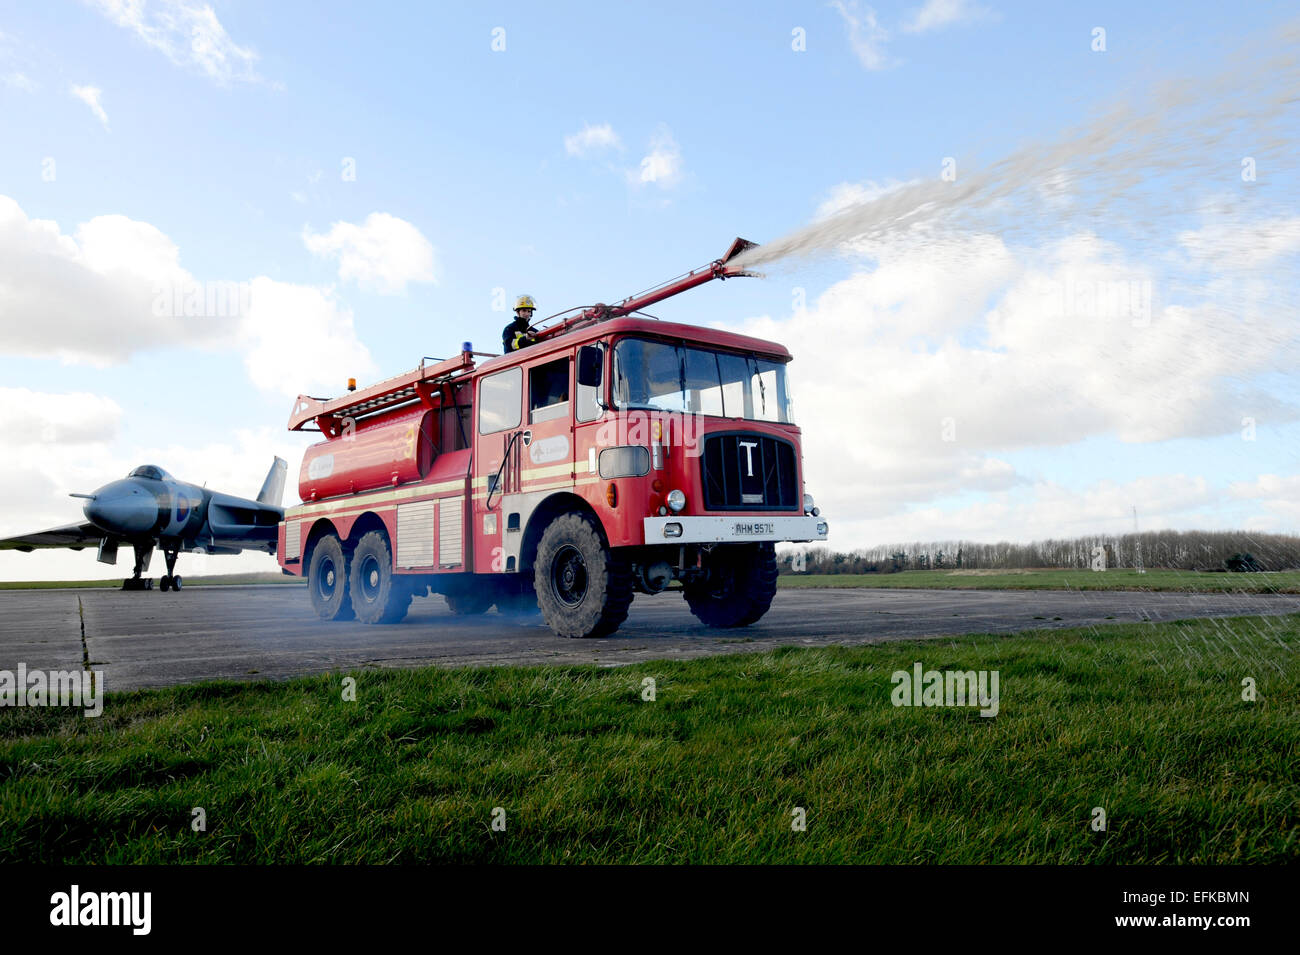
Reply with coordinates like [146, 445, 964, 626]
[515, 294, 536, 311]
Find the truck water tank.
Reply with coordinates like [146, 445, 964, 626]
[299, 406, 436, 501]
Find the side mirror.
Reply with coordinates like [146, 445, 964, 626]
[577, 345, 604, 388]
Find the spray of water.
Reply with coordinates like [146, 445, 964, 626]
[729, 21, 1300, 276]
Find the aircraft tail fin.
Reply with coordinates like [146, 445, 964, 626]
[257, 457, 288, 507]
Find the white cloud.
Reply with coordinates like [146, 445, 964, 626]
[0, 196, 217, 364]
[0, 388, 123, 446]
[1230, 474, 1300, 500]
[85, 0, 263, 86]
[565, 123, 622, 157]
[630, 126, 683, 188]
[0, 196, 375, 401]
[1228, 474, 1300, 528]
[302, 213, 437, 294]
[237, 278, 376, 398]
[76, 212, 186, 279]
[70, 84, 109, 129]
[902, 0, 992, 34]
[831, 1, 894, 71]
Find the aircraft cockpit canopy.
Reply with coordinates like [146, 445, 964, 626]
[128, 465, 171, 481]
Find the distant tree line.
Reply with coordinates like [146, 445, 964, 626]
[782, 530, 1300, 574]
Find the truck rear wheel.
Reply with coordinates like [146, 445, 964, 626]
[308, 534, 354, 621]
[534, 513, 633, 638]
[349, 531, 411, 624]
[684, 543, 778, 628]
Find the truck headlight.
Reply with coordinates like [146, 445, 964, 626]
[803, 493, 815, 513]
[666, 489, 686, 513]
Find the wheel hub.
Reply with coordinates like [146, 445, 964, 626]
[551, 545, 588, 607]
[360, 556, 381, 600]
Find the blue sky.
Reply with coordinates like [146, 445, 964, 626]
[1, 0, 1297, 578]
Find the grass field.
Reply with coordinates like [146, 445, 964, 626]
[2, 614, 1296, 864]
[778, 568, 1300, 593]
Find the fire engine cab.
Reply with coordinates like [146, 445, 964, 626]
[277, 238, 829, 638]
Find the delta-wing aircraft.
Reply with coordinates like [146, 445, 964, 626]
[0, 459, 287, 591]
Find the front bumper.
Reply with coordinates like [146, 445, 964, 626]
[643, 514, 829, 544]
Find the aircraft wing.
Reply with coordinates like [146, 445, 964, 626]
[0, 522, 107, 552]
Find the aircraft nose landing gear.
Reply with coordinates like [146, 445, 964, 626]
[122, 543, 154, 590]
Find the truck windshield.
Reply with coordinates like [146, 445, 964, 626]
[612, 337, 794, 423]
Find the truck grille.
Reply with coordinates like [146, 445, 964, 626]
[701, 433, 798, 511]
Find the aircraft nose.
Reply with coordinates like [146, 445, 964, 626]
[83, 481, 158, 536]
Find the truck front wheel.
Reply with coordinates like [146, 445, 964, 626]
[535, 513, 633, 638]
[683, 543, 778, 628]
[349, 531, 411, 624]
[308, 534, 354, 621]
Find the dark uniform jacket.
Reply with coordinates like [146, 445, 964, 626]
[502, 318, 535, 352]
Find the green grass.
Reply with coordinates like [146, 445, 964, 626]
[778, 568, 1300, 593]
[2, 615, 1296, 864]
[0, 573, 305, 590]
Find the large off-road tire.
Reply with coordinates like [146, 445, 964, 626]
[494, 577, 540, 618]
[534, 513, 633, 638]
[444, 581, 494, 615]
[308, 534, 354, 621]
[683, 543, 778, 628]
[349, 530, 411, 624]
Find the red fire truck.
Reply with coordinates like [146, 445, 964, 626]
[277, 238, 828, 638]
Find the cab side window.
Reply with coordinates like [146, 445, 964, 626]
[479, 367, 522, 434]
[576, 343, 605, 423]
[529, 358, 569, 424]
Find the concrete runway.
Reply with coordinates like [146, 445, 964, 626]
[2, 584, 1298, 691]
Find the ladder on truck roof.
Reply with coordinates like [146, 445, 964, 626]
[287, 350, 477, 436]
[285, 236, 762, 437]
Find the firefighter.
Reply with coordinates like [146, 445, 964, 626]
[502, 295, 539, 352]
